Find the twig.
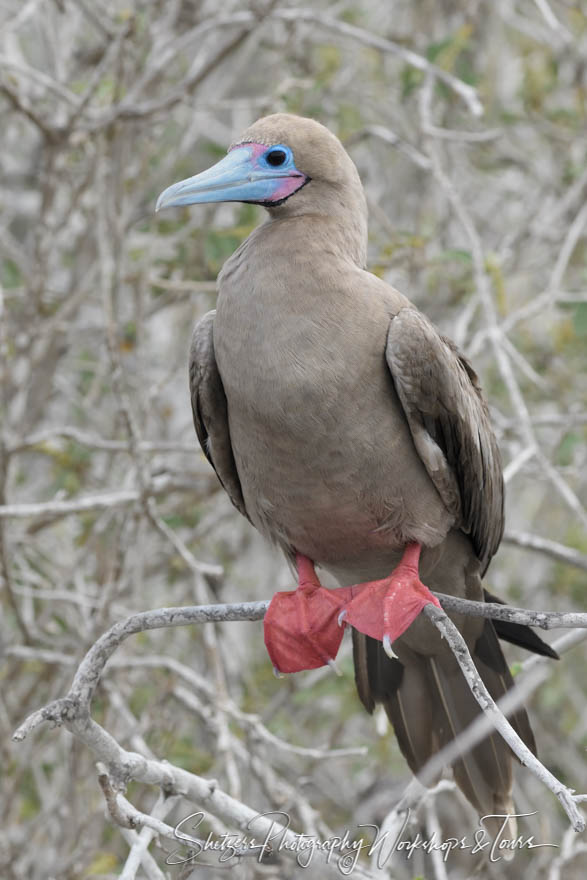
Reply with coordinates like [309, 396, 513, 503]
[6, 645, 78, 666]
[0, 55, 80, 107]
[3, 0, 45, 33]
[66, 22, 132, 129]
[423, 604, 585, 831]
[85, 13, 258, 129]
[99, 773, 191, 845]
[7, 426, 200, 456]
[0, 487, 147, 519]
[531, 0, 572, 41]
[145, 504, 223, 576]
[502, 446, 537, 484]
[273, 8, 483, 117]
[148, 273, 217, 294]
[371, 779, 456, 876]
[548, 825, 587, 880]
[12, 600, 268, 742]
[0, 81, 60, 142]
[18, 704, 370, 878]
[346, 124, 431, 171]
[119, 827, 166, 880]
[425, 797, 450, 880]
[419, 76, 587, 532]
[503, 530, 587, 573]
[469, 202, 587, 354]
[421, 123, 502, 143]
[169, 674, 342, 845]
[433, 593, 587, 630]
[110, 11, 257, 111]
[172, 682, 366, 760]
[401, 628, 587, 798]
[521, 629, 587, 674]
[11, 628, 582, 770]
[12, 586, 586, 838]
[13, 590, 587, 745]
[0, 472, 211, 520]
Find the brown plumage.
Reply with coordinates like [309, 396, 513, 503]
[159, 113, 557, 831]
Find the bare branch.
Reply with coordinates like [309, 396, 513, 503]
[12, 584, 586, 840]
[419, 76, 587, 534]
[531, 0, 573, 42]
[7, 426, 200, 456]
[17, 701, 373, 878]
[13, 588, 587, 746]
[503, 530, 587, 573]
[273, 8, 484, 116]
[0, 54, 80, 106]
[0, 472, 211, 520]
[402, 629, 587, 800]
[434, 593, 587, 630]
[423, 604, 585, 831]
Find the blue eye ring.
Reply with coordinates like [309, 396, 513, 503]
[262, 145, 292, 168]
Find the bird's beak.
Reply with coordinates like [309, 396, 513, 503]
[156, 145, 305, 211]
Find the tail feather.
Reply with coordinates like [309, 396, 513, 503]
[474, 618, 536, 755]
[427, 653, 513, 813]
[426, 648, 518, 844]
[390, 656, 443, 775]
[353, 626, 441, 775]
[352, 618, 539, 839]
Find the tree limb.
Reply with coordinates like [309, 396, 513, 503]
[12, 591, 586, 833]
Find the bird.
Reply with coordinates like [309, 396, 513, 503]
[156, 113, 557, 831]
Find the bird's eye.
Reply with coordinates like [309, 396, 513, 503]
[266, 149, 287, 167]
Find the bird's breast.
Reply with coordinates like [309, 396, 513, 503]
[213, 263, 452, 564]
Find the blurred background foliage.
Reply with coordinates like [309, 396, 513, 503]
[1, 0, 586, 878]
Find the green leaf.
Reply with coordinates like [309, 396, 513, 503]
[1, 258, 22, 288]
[83, 853, 119, 876]
[571, 302, 587, 338]
[437, 249, 472, 264]
[557, 432, 581, 466]
[204, 229, 242, 271]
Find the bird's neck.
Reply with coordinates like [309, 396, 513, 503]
[266, 181, 368, 269]
[217, 183, 369, 320]
[265, 212, 367, 269]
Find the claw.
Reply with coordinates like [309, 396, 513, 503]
[327, 658, 343, 677]
[273, 666, 285, 679]
[340, 543, 442, 647]
[383, 634, 397, 659]
[337, 609, 347, 627]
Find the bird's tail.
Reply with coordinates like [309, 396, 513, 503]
[352, 620, 538, 842]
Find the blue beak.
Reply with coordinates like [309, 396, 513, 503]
[156, 145, 303, 211]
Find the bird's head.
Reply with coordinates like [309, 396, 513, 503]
[156, 113, 366, 219]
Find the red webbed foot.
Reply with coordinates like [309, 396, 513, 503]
[264, 554, 355, 674]
[339, 543, 441, 658]
[264, 545, 440, 673]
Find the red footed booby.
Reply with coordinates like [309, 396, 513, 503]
[157, 113, 557, 827]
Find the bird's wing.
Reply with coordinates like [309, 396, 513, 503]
[189, 310, 249, 520]
[385, 307, 504, 572]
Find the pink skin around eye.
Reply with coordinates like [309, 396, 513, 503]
[269, 175, 306, 201]
[229, 142, 307, 202]
[245, 143, 271, 160]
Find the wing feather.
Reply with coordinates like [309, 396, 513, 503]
[189, 310, 249, 521]
[386, 308, 503, 571]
